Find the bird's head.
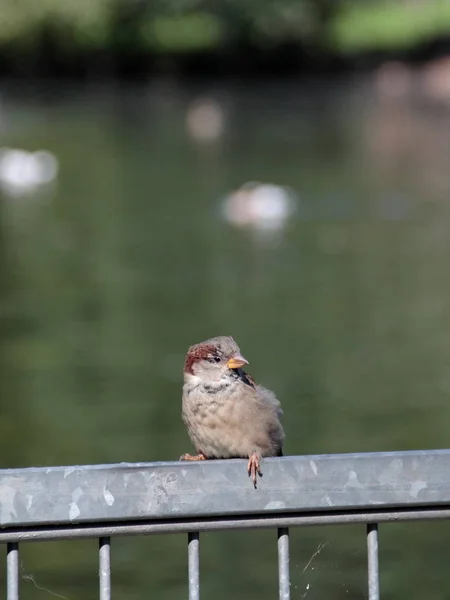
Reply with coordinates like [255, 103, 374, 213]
[184, 336, 249, 385]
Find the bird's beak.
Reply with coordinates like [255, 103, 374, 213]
[227, 353, 249, 369]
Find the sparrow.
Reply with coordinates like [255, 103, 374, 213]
[180, 335, 284, 487]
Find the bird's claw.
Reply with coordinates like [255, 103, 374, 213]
[247, 453, 262, 488]
[179, 453, 207, 461]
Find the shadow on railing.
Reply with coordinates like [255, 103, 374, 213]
[3, 449, 450, 600]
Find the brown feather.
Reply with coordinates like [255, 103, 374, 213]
[184, 344, 215, 375]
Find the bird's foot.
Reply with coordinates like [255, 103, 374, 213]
[247, 452, 262, 488]
[179, 452, 207, 461]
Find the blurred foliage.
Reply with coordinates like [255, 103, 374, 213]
[0, 0, 111, 47]
[142, 13, 225, 51]
[331, 1, 450, 53]
[0, 0, 448, 73]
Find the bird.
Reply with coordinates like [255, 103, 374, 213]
[180, 335, 284, 487]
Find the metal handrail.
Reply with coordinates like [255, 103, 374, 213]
[2, 449, 450, 600]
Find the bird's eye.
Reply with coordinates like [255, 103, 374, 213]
[211, 356, 221, 363]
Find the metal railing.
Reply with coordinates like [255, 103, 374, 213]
[2, 449, 450, 600]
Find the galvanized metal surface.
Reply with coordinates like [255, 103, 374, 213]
[188, 532, 200, 600]
[277, 528, 290, 600]
[367, 524, 380, 600]
[99, 537, 111, 600]
[0, 506, 449, 543]
[6, 542, 19, 600]
[0, 450, 450, 529]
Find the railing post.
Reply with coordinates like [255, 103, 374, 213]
[99, 537, 111, 600]
[367, 523, 380, 600]
[277, 527, 290, 600]
[188, 532, 200, 600]
[7, 542, 19, 600]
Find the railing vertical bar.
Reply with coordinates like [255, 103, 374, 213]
[7, 542, 19, 600]
[188, 532, 200, 600]
[99, 537, 111, 600]
[277, 527, 290, 600]
[367, 523, 380, 600]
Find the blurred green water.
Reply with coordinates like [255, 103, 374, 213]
[1, 80, 450, 599]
